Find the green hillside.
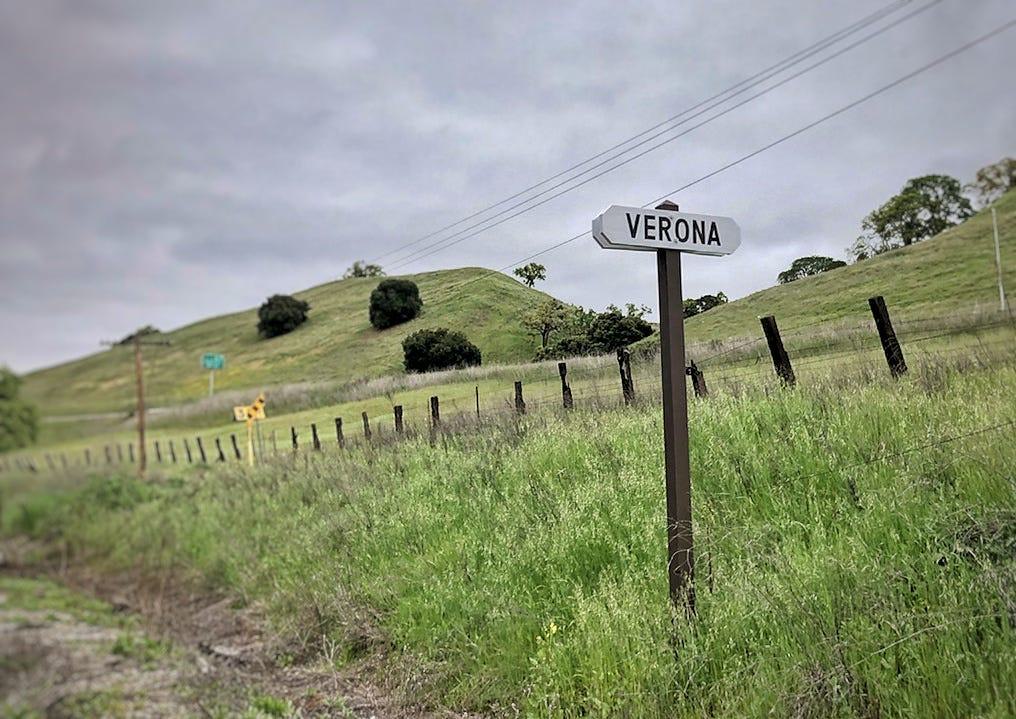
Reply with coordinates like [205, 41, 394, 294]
[683, 190, 1015, 342]
[23, 268, 556, 416]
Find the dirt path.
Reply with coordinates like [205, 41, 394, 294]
[0, 543, 457, 718]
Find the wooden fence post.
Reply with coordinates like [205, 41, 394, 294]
[196, 437, 208, 463]
[311, 423, 321, 451]
[514, 381, 526, 415]
[334, 418, 345, 448]
[291, 426, 298, 451]
[868, 295, 907, 377]
[617, 348, 635, 405]
[362, 411, 372, 441]
[429, 396, 440, 444]
[271, 430, 278, 455]
[687, 360, 708, 398]
[183, 438, 193, 463]
[128, 443, 135, 463]
[85, 449, 91, 466]
[60, 454, 68, 470]
[154, 441, 162, 463]
[230, 434, 241, 460]
[45, 454, 56, 471]
[105, 446, 113, 464]
[558, 361, 574, 409]
[394, 406, 404, 435]
[168, 440, 177, 463]
[760, 315, 796, 386]
[475, 386, 480, 419]
[214, 438, 226, 462]
[116, 444, 124, 463]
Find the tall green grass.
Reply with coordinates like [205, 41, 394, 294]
[4, 362, 1014, 717]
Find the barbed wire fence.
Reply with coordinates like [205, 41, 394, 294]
[2, 296, 1013, 477]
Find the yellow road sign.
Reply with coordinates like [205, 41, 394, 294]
[233, 393, 266, 423]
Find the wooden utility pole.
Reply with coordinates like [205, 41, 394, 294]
[133, 336, 147, 476]
[992, 207, 1008, 312]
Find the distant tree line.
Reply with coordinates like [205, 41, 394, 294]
[775, 156, 1013, 283]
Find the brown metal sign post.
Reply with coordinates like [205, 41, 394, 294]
[593, 200, 741, 614]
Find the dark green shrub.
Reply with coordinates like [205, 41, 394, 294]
[587, 306, 653, 352]
[0, 366, 38, 452]
[369, 279, 423, 330]
[257, 294, 310, 338]
[403, 328, 481, 373]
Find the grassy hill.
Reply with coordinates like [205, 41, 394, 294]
[23, 268, 556, 416]
[682, 190, 1015, 342]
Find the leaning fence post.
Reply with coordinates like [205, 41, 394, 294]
[214, 438, 226, 462]
[154, 441, 162, 463]
[60, 454, 68, 470]
[362, 412, 372, 441]
[514, 381, 526, 415]
[196, 437, 208, 463]
[429, 396, 441, 444]
[128, 443, 135, 463]
[394, 406, 404, 435]
[291, 426, 298, 451]
[687, 360, 708, 398]
[168, 440, 177, 463]
[760, 315, 796, 386]
[311, 423, 321, 451]
[45, 454, 56, 471]
[617, 348, 635, 405]
[183, 438, 193, 463]
[334, 418, 345, 448]
[868, 295, 907, 377]
[558, 361, 574, 409]
[116, 444, 124, 463]
[230, 434, 242, 460]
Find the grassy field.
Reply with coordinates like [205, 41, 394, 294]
[4, 353, 1014, 717]
[20, 267, 557, 416]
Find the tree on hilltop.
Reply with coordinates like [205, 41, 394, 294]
[513, 262, 546, 287]
[850, 174, 973, 261]
[966, 157, 1015, 207]
[777, 256, 846, 284]
[343, 260, 385, 279]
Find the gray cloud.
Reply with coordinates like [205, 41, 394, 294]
[1, 0, 1013, 372]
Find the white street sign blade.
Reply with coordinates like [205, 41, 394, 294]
[593, 205, 741, 256]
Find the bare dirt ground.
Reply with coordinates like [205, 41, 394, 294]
[0, 540, 464, 718]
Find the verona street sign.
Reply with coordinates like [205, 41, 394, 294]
[593, 205, 741, 256]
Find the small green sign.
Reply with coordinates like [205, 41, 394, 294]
[201, 353, 225, 370]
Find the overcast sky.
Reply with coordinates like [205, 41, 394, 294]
[1, 0, 1013, 373]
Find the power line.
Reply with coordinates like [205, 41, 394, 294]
[438, 17, 1016, 295]
[369, 0, 915, 265]
[384, 0, 944, 271]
